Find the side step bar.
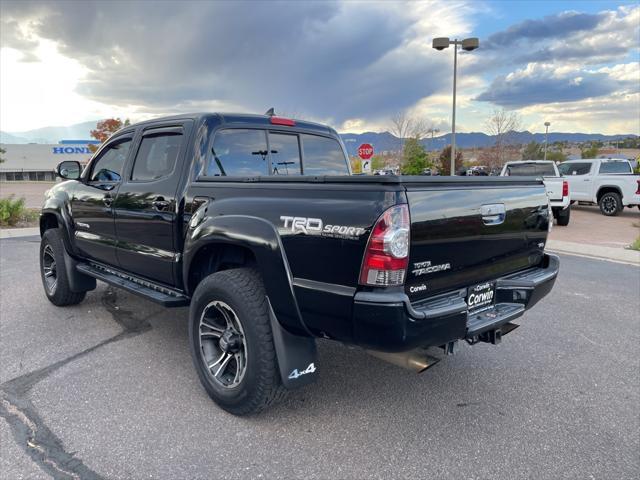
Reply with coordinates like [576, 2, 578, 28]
[76, 263, 190, 307]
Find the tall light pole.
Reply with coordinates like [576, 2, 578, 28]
[433, 37, 479, 175]
[427, 127, 440, 151]
[544, 121, 551, 160]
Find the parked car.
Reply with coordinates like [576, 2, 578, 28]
[558, 159, 640, 216]
[39, 112, 559, 415]
[500, 160, 571, 226]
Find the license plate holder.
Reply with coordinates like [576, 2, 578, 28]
[467, 281, 496, 312]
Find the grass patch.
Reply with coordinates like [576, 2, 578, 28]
[0, 196, 38, 227]
[630, 237, 640, 251]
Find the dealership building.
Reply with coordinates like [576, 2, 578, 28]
[0, 140, 99, 181]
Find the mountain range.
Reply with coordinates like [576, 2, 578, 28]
[1, 120, 637, 154]
[340, 131, 638, 156]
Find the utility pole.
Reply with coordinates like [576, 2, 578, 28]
[544, 121, 551, 160]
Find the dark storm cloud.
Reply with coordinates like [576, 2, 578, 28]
[484, 11, 604, 49]
[482, 7, 638, 65]
[475, 65, 638, 108]
[1, 0, 450, 123]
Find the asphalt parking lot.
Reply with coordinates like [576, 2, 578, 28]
[1, 235, 639, 480]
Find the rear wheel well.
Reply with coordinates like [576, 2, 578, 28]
[39, 213, 59, 236]
[596, 186, 622, 202]
[187, 243, 257, 294]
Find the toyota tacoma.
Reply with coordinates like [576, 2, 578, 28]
[39, 112, 559, 414]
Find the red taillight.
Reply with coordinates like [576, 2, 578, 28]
[636, 180, 640, 195]
[270, 116, 295, 126]
[359, 204, 410, 286]
[562, 180, 569, 197]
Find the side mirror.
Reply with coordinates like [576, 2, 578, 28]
[56, 161, 81, 180]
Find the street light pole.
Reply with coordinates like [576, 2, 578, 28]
[433, 36, 479, 176]
[427, 127, 440, 151]
[544, 121, 551, 160]
[451, 43, 458, 176]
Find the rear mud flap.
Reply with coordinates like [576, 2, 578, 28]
[267, 298, 318, 389]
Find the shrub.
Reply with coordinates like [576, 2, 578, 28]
[0, 196, 27, 226]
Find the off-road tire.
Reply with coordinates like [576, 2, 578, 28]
[599, 192, 622, 216]
[40, 228, 86, 306]
[188, 268, 287, 415]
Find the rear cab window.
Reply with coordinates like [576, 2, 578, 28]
[599, 161, 632, 174]
[301, 134, 349, 175]
[201, 128, 349, 178]
[206, 129, 269, 176]
[505, 163, 556, 176]
[269, 133, 301, 175]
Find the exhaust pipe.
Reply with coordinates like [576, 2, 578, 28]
[366, 348, 440, 373]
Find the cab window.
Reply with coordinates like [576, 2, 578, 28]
[505, 163, 556, 176]
[132, 130, 182, 181]
[558, 162, 592, 176]
[206, 129, 268, 176]
[301, 134, 349, 175]
[269, 132, 301, 175]
[89, 138, 132, 182]
[599, 162, 631, 174]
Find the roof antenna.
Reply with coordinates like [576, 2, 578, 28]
[265, 107, 275, 116]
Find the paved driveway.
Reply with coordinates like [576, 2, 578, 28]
[550, 204, 639, 248]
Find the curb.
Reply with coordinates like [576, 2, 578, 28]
[0, 227, 40, 239]
[547, 239, 640, 266]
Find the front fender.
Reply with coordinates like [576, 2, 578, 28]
[40, 183, 76, 254]
[183, 214, 311, 337]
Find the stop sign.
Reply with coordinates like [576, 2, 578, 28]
[358, 143, 374, 160]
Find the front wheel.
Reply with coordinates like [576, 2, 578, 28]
[40, 228, 86, 306]
[599, 192, 622, 216]
[188, 268, 287, 415]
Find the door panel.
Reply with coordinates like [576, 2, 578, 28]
[114, 124, 189, 285]
[71, 137, 133, 265]
[559, 162, 593, 201]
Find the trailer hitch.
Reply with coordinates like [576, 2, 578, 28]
[465, 322, 519, 346]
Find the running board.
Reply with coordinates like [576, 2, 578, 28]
[76, 263, 189, 307]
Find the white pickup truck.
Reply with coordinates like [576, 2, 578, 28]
[501, 160, 571, 225]
[558, 159, 640, 216]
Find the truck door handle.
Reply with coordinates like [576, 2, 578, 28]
[481, 203, 506, 226]
[152, 197, 170, 211]
[102, 194, 113, 207]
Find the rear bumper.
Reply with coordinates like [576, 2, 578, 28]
[550, 198, 570, 209]
[352, 254, 559, 352]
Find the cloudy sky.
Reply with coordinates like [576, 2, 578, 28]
[1, 0, 638, 135]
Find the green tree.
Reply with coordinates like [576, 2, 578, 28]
[0, 147, 5, 164]
[522, 141, 544, 160]
[438, 145, 463, 175]
[371, 155, 385, 171]
[581, 143, 600, 159]
[401, 138, 430, 175]
[546, 150, 567, 162]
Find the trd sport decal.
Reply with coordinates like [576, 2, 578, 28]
[280, 216, 366, 239]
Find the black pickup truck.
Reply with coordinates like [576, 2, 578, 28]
[40, 112, 559, 414]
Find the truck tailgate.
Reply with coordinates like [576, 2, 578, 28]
[543, 177, 564, 202]
[404, 179, 549, 301]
